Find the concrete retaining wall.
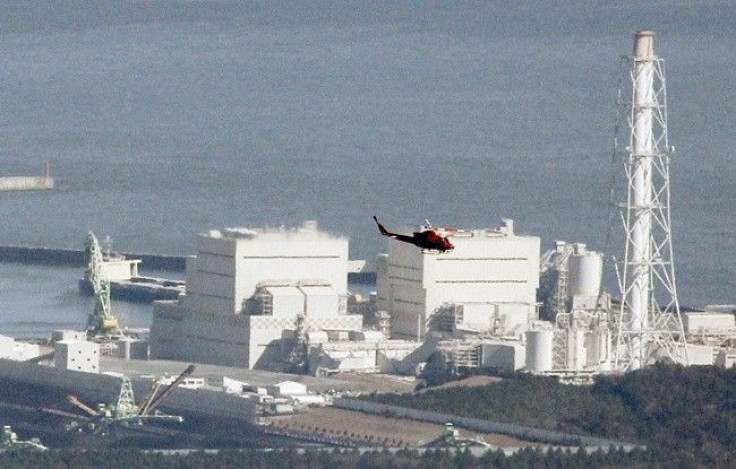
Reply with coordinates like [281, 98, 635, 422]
[0, 359, 257, 422]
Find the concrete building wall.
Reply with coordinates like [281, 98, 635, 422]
[247, 314, 363, 369]
[311, 339, 422, 374]
[102, 259, 139, 281]
[377, 222, 540, 338]
[683, 312, 736, 335]
[185, 238, 238, 314]
[149, 302, 186, 361]
[117, 338, 149, 360]
[150, 222, 359, 370]
[183, 224, 348, 316]
[685, 344, 716, 366]
[52, 330, 87, 342]
[0, 336, 14, 358]
[54, 340, 100, 373]
[481, 343, 526, 372]
[151, 301, 362, 369]
[267, 286, 305, 317]
[234, 236, 348, 307]
[301, 286, 339, 317]
[716, 348, 736, 368]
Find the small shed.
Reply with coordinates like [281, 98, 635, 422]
[267, 380, 307, 397]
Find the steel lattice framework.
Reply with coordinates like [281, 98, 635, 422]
[608, 31, 687, 371]
[84, 232, 120, 337]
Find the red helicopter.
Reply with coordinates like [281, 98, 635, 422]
[373, 216, 454, 253]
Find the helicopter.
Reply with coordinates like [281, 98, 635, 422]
[373, 216, 454, 253]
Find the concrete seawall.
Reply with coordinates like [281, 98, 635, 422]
[0, 245, 186, 271]
[0, 176, 53, 191]
[0, 245, 378, 282]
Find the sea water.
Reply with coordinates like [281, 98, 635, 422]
[0, 2, 734, 336]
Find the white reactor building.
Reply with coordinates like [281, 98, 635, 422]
[376, 219, 541, 339]
[150, 221, 363, 369]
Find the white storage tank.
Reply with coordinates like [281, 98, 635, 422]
[525, 330, 554, 372]
[568, 247, 603, 297]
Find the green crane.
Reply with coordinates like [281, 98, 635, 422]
[42, 366, 194, 434]
[84, 232, 120, 338]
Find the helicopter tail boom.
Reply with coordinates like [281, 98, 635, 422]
[373, 216, 390, 236]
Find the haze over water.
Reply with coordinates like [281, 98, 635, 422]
[0, 1, 733, 331]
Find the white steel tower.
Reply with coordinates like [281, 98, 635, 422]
[609, 31, 687, 370]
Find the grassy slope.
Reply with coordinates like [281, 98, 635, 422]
[362, 363, 736, 455]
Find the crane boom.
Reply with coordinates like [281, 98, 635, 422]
[137, 379, 163, 416]
[84, 232, 119, 336]
[41, 408, 91, 421]
[141, 365, 196, 415]
[66, 395, 99, 417]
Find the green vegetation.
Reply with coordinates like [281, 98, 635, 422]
[362, 363, 736, 463]
[1, 364, 732, 467]
[0, 447, 694, 469]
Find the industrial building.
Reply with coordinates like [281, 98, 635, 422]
[54, 340, 100, 374]
[521, 31, 736, 378]
[147, 33, 736, 382]
[376, 219, 540, 340]
[150, 222, 364, 370]
[301, 329, 421, 375]
[0, 335, 40, 362]
[527, 241, 613, 377]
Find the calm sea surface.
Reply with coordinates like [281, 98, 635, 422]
[0, 2, 733, 336]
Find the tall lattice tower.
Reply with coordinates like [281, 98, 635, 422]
[608, 31, 687, 371]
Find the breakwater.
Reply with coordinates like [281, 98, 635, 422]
[0, 245, 186, 271]
[0, 176, 53, 191]
[0, 245, 377, 282]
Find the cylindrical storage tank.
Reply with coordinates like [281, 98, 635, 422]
[525, 330, 554, 372]
[568, 251, 603, 297]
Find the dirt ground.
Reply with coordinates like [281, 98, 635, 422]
[429, 374, 503, 390]
[311, 372, 418, 394]
[276, 373, 537, 448]
[317, 373, 503, 395]
[263, 407, 535, 448]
